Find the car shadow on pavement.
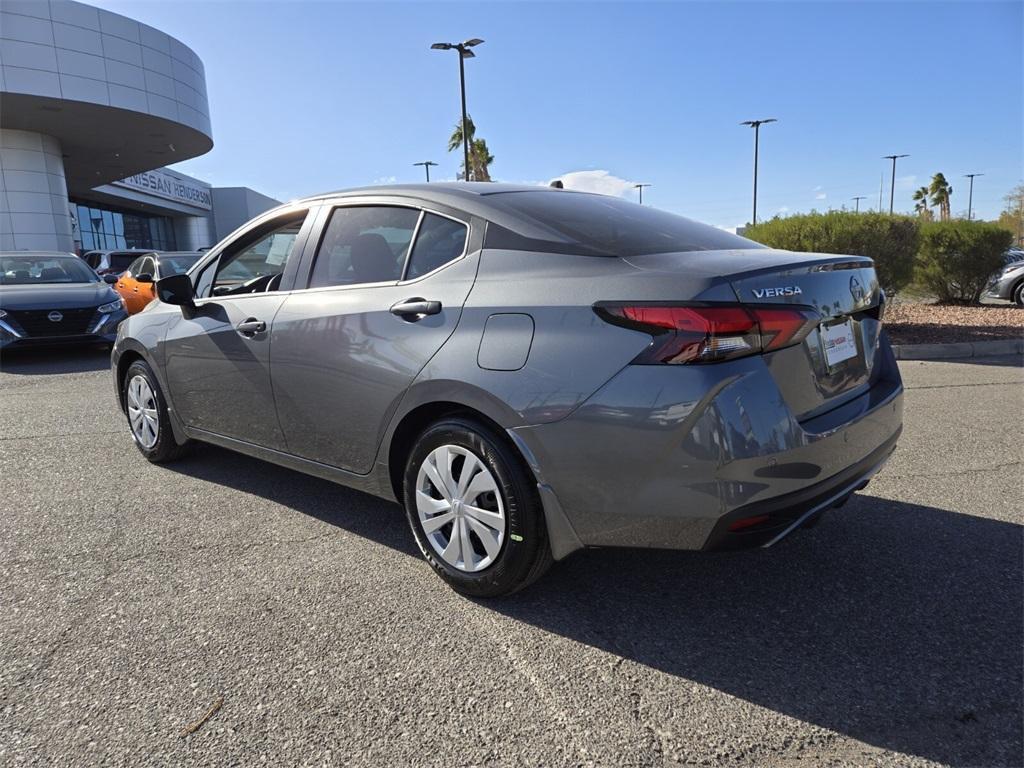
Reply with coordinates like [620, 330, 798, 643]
[493, 496, 1023, 767]
[0, 346, 111, 375]
[162, 444, 1022, 766]
[166, 443, 421, 558]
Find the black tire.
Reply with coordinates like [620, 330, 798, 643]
[1013, 281, 1024, 307]
[122, 359, 190, 463]
[403, 416, 552, 597]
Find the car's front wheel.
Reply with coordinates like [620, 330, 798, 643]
[1013, 281, 1024, 307]
[122, 359, 189, 463]
[403, 417, 552, 597]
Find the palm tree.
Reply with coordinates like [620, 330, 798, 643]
[912, 186, 933, 219]
[470, 138, 494, 182]
[929, 173, 953, 221]
[447, 116, 494, 181]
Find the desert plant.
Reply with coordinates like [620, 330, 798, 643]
[744, 211, 919, 294]
[915, 219, 1013, 303]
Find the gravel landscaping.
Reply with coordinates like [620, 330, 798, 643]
[885, 302, 1024, 345]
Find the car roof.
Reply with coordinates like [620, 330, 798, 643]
[282, 183, 607, 244]
[0, 251, 78, 259]
[297, 182, 554, 204]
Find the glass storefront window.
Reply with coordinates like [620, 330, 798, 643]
[74, 201, 176, 253]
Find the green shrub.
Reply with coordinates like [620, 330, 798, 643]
[745, 211, 919, 294]
[915, 220, 1013, 303]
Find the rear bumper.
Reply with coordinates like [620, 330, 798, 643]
[702, 426, 899, 550]
[512, 339, 904, 553]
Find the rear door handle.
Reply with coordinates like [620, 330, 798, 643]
[390, 298, 442, 318]
[236, 318, 266, 336]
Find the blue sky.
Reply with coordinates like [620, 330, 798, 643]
[92, 0, 1022, 228]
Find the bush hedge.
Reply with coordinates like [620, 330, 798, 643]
[915, 220, 1012, 304]
[744, 211, 919, 294]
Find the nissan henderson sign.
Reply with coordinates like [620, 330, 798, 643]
[113, 170, 213, 210]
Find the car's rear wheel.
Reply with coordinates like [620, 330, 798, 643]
[123, 359, 189, 463]
[403, 417, 552, 597]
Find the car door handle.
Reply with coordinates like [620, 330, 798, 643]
[236, 318, 266, 336]
[390, 298, 442, 318]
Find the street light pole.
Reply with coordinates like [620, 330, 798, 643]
[413, 161, 438, 182]
[852, 196, 867, 213]
[431, 39, 484, 182]
[634, 183, 651, 205]
[883, 154, 909, 214]
[964, 173, 984, 220]
[741, 118, 777, 225]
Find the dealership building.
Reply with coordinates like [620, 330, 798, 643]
[0, 0, 278, 254]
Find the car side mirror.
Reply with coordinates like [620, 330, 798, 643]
[156, 273, 195, 308]
[102, 273, 118, 284]
[136, 272, 154, 283]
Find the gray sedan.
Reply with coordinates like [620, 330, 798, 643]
[111, 184, 903, 596]
[984, 248, 1024, 305]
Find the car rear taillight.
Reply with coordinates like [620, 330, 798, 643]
[595, 303, 819, 364]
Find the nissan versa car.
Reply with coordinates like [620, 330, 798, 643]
[111, 184, 904, 596]
[114, 251, 203, 314]
[1, 252, 128, 350]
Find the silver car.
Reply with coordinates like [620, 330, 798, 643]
[984, 248, 1024, 305]
[111, 184, 904, 596]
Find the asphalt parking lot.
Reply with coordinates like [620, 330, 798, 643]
[1, 349, 1021, 767]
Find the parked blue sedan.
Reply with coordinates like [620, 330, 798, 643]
[0, 252, 128, 350]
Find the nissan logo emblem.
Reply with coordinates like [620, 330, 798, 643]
[849, 276, 866, 303]
[48, 311, 63, 322]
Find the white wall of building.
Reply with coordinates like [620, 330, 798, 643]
[0, 129, 73, 252]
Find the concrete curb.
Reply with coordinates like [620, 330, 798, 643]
[891, 338, 1024, 360]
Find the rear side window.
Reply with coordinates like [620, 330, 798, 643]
[404, 213, 467, 279]
[487, 191, 764, 256]
[309, 206, 420, 288]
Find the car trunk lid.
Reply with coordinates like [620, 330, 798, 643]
[623, 249, 885, 421]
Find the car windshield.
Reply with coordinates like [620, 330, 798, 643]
[160, 253, 203, 276]
[0, 256, 98, 285]
[488, 191, 765, 256]
[1005, 249, 1024, 264]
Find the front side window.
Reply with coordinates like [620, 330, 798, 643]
[404, 213, 468, 279]
[196, 211, 308, 297]
[137, 256, 156, 277]
[309, 206, 420, 289]
[126, 256, 147, 276]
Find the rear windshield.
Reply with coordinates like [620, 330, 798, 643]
[110, 253, 138, 271]
[487, 191, 764, 256]
[1, 256, 98, 284]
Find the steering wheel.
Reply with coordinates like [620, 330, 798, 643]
[219, 274, 275, 296]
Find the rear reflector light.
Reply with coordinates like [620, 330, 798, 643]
[728, 514, 771, 532]
[595, 303, 819, 364]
